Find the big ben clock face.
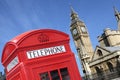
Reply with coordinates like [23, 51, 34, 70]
[72, 28, 78, 35]
[81, 27, 87, 32]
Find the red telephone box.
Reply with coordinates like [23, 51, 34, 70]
[1, 29, 82, 80]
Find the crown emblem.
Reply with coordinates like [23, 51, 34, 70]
[38, 33, 49, 43]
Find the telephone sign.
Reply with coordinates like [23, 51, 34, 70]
[27, 45, 66, 59]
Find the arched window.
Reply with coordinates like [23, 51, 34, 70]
[97, 49, 103, 56]
[95, 66, 105, 80]
[107, 62, 114, 72]
[95, 67, 101, 74]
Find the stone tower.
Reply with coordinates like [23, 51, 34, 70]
[114, 7, 120, 31]
[70, 7, 94, 61]
[70, 7, 94, 78]
[98, 7, 120, 47]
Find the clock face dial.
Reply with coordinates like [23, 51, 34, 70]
[81, 27, 86, 32]
[72, 28, 78, 35]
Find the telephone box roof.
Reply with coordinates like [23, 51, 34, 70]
[1, 29, 69, 64]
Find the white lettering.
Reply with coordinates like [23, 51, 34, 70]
[7, 56, 19, 72]
[27, 45, 66, 59]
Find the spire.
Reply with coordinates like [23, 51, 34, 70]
[70, 6, 78, 17]
[70, 5, 76, 15]
[113, 6, 120, 31]
[70, 6, 82, 24]
[114, 6, 119, 16]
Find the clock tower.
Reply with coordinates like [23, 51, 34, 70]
[70, 7, 94, 78]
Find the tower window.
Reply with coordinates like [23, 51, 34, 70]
[95, 66, 104, 76]
[95, 67, 101, 75]
[107, 62, 114, 72]
[97, 49, 103, 56]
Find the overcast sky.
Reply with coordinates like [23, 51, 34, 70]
[0, 0, 120, 76]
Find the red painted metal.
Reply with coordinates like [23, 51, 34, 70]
[1, 29, 82, 80]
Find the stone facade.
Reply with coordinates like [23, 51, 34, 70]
[98, 28, 120, 47]
[70, 7, 120, 80]
[89, 46, 120, 80]
[89, 7, 120, 80]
